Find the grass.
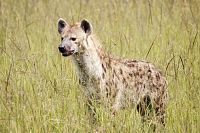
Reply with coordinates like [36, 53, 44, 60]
[0, 0, 200, 132]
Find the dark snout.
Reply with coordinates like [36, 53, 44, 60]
[58, 46, 67, 53]
[58, 46, 75, 57]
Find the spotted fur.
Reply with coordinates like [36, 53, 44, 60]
[57, 18, 168, 125]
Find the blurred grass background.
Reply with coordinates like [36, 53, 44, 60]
[0, 0, 199, 132]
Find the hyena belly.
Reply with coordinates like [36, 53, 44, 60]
[101, 58, 167, 124]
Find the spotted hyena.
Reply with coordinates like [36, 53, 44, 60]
[57, 18, 168, 125]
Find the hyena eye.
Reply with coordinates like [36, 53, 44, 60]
[70, 37, 76, 41]
[61, 37, 64, 41]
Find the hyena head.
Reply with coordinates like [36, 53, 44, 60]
[57, 18, 92, 56]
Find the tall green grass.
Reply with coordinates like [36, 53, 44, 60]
[0, 0, 199, 132]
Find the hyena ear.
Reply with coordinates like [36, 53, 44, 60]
[57, 18, 69, 34]
[81, 19, 92, 35]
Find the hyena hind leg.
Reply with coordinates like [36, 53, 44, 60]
[136, 95, 153, 123]
[155, 105, 166, 126]
[137, 95, 166, 129]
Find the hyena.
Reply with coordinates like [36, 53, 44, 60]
[57, 18, 168, 125]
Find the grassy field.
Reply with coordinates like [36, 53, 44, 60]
[0, 0, 200, 132]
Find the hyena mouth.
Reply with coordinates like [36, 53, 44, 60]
[62, 53, 71, 57]
[62, 51, 75, 57]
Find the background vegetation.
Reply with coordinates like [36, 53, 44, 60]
[0, 0, 199, 132]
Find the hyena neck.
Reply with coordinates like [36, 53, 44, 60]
[72, 35, 104, 82]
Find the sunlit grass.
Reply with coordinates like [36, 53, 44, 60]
[0, 0, 200, 132]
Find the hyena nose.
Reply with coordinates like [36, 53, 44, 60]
[58, 46, 66, 53]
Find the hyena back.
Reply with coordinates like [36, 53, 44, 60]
[57, 18, 168, 125]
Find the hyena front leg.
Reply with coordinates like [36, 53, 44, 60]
[85, 79, 101, 124]
[86, 97, 97, 124]
[111, 88, 124, 116]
